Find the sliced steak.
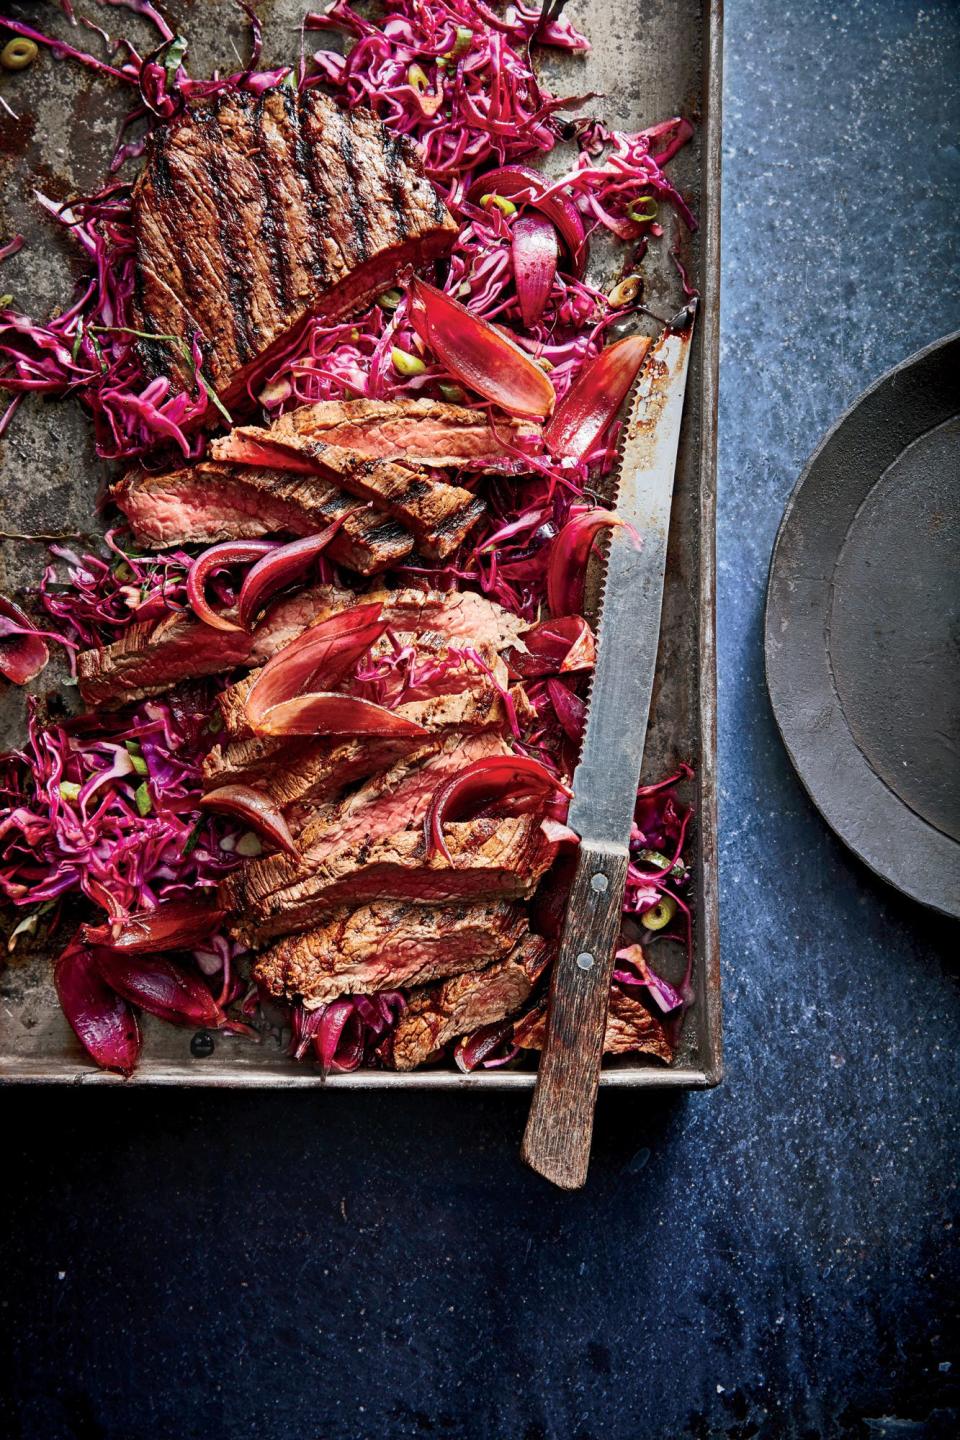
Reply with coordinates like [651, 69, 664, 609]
[255, 899, 528, 1007]
[388, 933, 550, 1071]
[213, 637, 514, 742]
[512, 989, 675, 1063]
[113, 462, 413, 574]
[224, 816, 558, 945]
[132, 90, 456, 410]
[292, 731, 509, 851]
[202, 733, 418, 806]
[211, 429, 485, 560]
[77, 583, 338, 709]
[254, 399, 541, 468]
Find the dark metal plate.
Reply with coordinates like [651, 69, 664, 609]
[765, 332, 960, 916]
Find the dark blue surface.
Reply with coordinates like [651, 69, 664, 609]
[2, 3, 959, 1437]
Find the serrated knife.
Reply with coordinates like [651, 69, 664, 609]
[522, 303, 697, 1190]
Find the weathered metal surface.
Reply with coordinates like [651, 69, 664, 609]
[766, 331, 960, 918]
[0, 0, 722, 1087]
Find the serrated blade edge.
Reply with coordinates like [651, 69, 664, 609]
[566, 308, 696, 847]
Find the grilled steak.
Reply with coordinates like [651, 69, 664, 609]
[224, 816, 558, 945]
[113, 462, 413, 574]
[236, 399, 541, 468]
[202, 734, 419, 806]
[512, 989, 675, 1063]
[132, 90, 456, 409]
[77, 583, 337, 709]
[255, 899, 528, 1007]
[210, 430, 485, 560]
[388, 933, 550, 1070]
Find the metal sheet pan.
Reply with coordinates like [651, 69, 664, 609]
[0, 0, 722, 1088]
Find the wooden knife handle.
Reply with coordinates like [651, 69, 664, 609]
[521, 841, 630, 1190]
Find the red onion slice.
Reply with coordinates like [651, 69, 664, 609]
[465, 164, 588, 275]
[244, 603, 388, 730]
[544, 334, 652, 460]
[511, 214, 559, 328]
[186, 540, 277, 632]
[508, 615, 596, 677]
[0, 594, 50, 685]
[199, 783, 299, 859]
[82, 896, 227, 954]
[255, 692, 431, 739]
[425, 755, 573, 863]
[237, 522, 344, 632]
[407, 277, 556, 419]
[546, 509, 641, 616]
[54, 941, 141, 1076]
[93, 949, 226, 1029]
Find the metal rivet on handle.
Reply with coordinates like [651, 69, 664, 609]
[576, 952, 595, 970]
[590, 873, 609, 892]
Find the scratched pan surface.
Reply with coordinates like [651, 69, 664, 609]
[0, 0, 721, 1087]
[766, 332, 960, 919]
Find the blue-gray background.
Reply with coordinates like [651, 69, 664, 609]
[2, 2, 959, 1437]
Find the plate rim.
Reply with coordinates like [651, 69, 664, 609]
[764, 329, 960, 917]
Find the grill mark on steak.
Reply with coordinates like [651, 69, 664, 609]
[255, 899, 528, 1007]
[131, 90, 456, 407]
[253, 94, 295, 313]
[388, 933, 550, 1071]
[338, 115, 369, 262]
[201, 103, 259, 364]
[223, 816, 558, 945]
[114, 462, 413, 575]
[220, 427, 485, 557]
[383, 132, 409, 241]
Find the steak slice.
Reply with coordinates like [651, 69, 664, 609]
[292, 730, 509, 847]
[388, 933, 550, 1071]
[255, 899, 528, 1007]
[77, 584, 339, 709]
[132, 89, 456, 410]
[113, 462, 412, 575]
[254, 399, 541, 468]
[202, 734, 419, 806]
[512, 989, 675, 1063]
[210, 430, 485, 561]
[213, 658, 513, 753]
[223, 816, 558, 945]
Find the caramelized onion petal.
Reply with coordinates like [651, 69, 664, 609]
[186, 540, 277, 632]
[237, 522, 344, 632]
[93, 948, 225, 1029]
[408, 276, 556, 419]
[511, 214, 558, 329]
[199, 783, 299, 859]
[544, 334, 651, 460]
[425, 756, 573, 863]
[82, 896, 226, 954]
[54, 941, 141, 1076]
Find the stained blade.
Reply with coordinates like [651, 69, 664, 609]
[566, 304, 696, 847]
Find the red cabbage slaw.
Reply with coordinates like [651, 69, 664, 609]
[0, 0, 696, 1073]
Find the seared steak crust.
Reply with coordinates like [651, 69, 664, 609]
[212, 428, 486, 561]
[223, 816, 557, 945]
[264, 398, 541, 467]
[114, 462, 413, 574]
[132, 90, 456, 407]
[76, 583, 338, 709]
[513, 989, 675, 1063]
[389, 933, 550, 1071]
[255, 899, 528, 1007]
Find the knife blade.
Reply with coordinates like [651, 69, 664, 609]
[521, 303, 696, 1190]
